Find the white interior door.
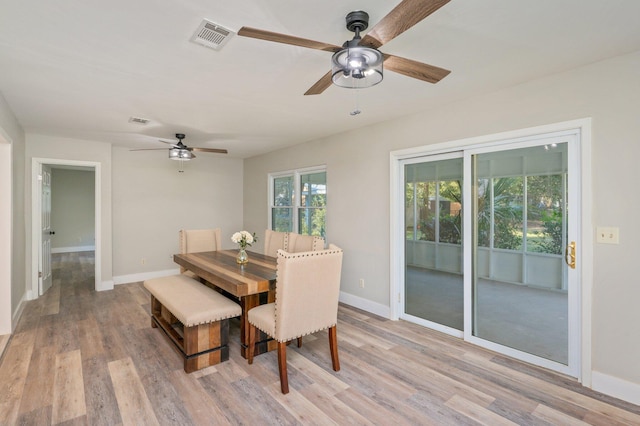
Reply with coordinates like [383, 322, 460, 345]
[40, 164, 53, 295]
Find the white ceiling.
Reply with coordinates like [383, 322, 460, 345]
[1, 0, 639, 158]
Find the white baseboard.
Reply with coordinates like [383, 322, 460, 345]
[113, 269, 180, 286]
[591, 371, 640, 406]
[339, 291, 391, 319]
[97, 280, 114, 292]
[12, 292, 27, 332]
[52, 245, 95, 254]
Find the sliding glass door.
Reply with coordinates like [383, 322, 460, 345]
[468, 142, 572, 367]
[404, 153, 464, 333]
[399, 132, 579, 376]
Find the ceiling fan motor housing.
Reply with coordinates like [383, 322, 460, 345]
[345, 11, 369, 34]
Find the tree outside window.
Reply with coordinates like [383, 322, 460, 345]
[476, 175, 564, 254]
[272, 176, 294, 232]
[406, 161, 564, 256]
[270, 168, 326, 237]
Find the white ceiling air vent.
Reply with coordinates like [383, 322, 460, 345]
[129, 116, 150, 125]
[190, 20, 234, 50]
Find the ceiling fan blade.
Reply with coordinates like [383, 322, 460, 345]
[238, 27, 342, 52]
[191, 147, 229, 154]
[383, 54, 450, 83]
[158, 139, 180, 148]
[129, 148, 168, 151]
[304, 71, 333, 96]
[361, 0, 451, 48]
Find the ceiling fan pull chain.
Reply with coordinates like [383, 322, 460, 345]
[350, 88, 361, 116]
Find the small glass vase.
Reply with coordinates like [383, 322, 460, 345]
[236, 248, 248, 265]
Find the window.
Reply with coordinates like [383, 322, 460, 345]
[405, 158, 462, 245]
[269, 167, 326, 237]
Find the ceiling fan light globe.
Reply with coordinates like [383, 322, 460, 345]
[331, 46, 383, 89]
[169, 148, 181, 160]
[169, 147, 193, 160]
[348, 55, 365, 69]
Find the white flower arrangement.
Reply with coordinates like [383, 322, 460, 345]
[231, 230, 257, 250]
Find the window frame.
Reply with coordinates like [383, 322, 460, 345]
[268, 165, 327, 237]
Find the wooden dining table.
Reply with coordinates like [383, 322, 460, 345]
[173, 249, 277, 359]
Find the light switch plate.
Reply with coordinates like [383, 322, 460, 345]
[596, 227, 619, 244]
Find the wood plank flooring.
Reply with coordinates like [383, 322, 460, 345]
[1, 251, 639, 425]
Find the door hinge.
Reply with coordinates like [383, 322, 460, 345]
[38, 271, 43, 278]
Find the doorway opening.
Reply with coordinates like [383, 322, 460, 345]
[31, 158, 101, 298]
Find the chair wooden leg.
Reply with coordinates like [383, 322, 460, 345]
[277, 341, 289, 394]
[297, 337, 302, 348]
[328, 325, 340, 371]
[247, 323, 256, 364]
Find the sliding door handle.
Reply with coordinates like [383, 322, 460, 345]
[564, 241, 576, 269]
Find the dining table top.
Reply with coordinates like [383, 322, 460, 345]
[173, 249, 277, 297]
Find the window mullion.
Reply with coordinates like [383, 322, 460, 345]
[294, 171, 301, 234]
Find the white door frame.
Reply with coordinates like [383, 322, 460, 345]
[31, 158, 102, 297]
[390, 118, 593, 385]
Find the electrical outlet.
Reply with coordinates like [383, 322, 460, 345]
[141, 258, 146, 265]
[359, 278, 365, 288]
[596, 227, 619, 244]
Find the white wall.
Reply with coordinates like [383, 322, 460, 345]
[51, 169, 95, 251]
[0, 139, 12, 335]
[0, 92, 25, 334]
[244, 50, 640, 399]
[111, 147, 244, 280]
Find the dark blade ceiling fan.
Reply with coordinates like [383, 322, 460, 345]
[130, 133, 228, 160]
[237, 0, 451, 95]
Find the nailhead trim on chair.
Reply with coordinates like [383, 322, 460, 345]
[276, 248, 341, 259]
[269, 323, 339, 343]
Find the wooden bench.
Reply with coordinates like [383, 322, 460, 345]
[144, 274, 241, 373]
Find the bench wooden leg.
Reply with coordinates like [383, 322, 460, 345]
[184, 346, 228, 374]
[149, 295, 231, 373]
[150, 296, 160, 328]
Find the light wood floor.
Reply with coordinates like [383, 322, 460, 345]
[1, 252, 639, 425]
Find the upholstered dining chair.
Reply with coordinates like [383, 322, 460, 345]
[287, 233, 325, 253]
[247, 244, 343, 394]
[179, 228, 222, 276]
[263, 229, 289, 258]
